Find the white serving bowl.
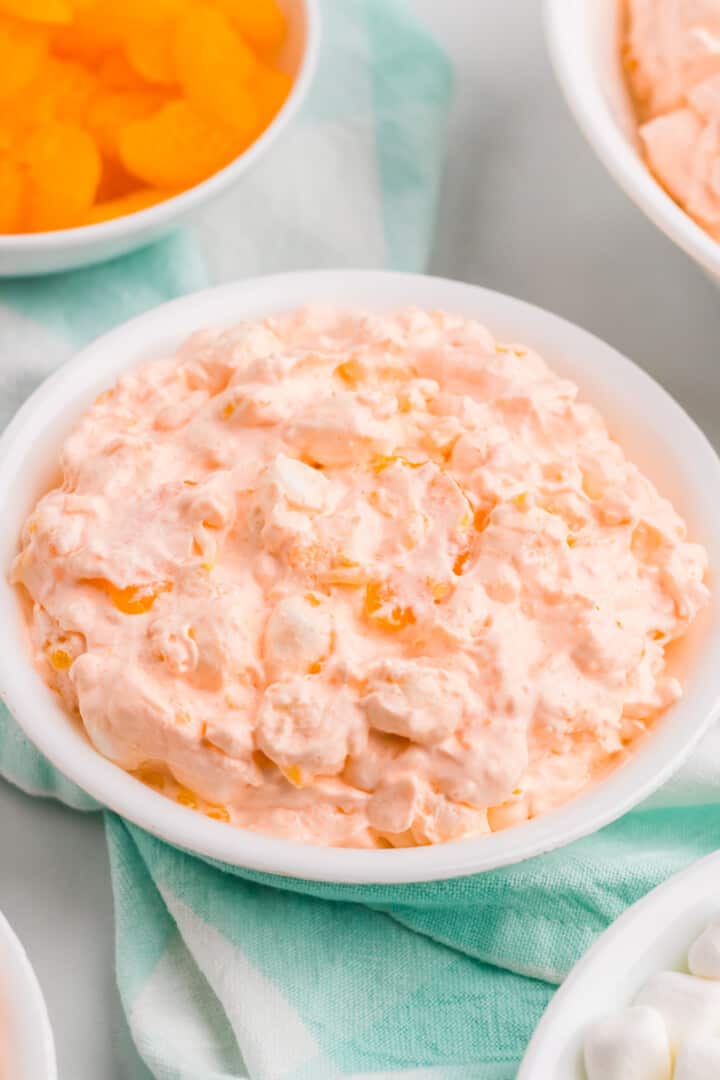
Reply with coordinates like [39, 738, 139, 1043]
[544, 0, 720, 283]
[517, 850, 720, 1078]
[0, 0, 319, 278]
[0, 909, 56, 1080]
[0, 270, 718, 885]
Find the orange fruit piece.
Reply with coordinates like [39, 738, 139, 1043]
[49, 648, 73, 670]
[0, 0, 72, 24]
[0, 95, 26, 148]
[119, 99, 240, 187]
[364, 581, 416, 632]
[22, 123, 101, 231]
[0, 59, 96, 144]
[87, 89, 167, 159]
[0, 116, 12, 151]
[17, 58, 98, 129]
[95, 156, 142, 201]
[51, 6, 125, 63]
[86, 577, 172, 614]
[173, 4, 258, 137]
[213, 0, 287, 53]
[0, 17, 48, 101]
[125, 23, 177, 85]
[0, 156, 23, 232]
[254, 62, 291, 129]
[80, 187, 170, 225]
[120, 0, 192, 25]
[97, 51, 149, 92]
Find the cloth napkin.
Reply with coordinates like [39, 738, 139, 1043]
[1, 4, 719, 1079]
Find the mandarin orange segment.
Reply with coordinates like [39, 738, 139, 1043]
[473, 506, 492, 532]
[120, 0, 192, 25]
[335, 359, 363, 386]
[0, 0, 72, 24]
[97, 50, 150, 91]
[0, 0, 291, 231]
[0, 157, 23, 232]
[453, 549, 470, 576]
[176, 787, 199, 810]
[85, 577, 172, 614]
[364, 581, 416, 632]
[107, 580, 171, 614]
[173, 4, 258, 135]
[88, 88, 167, 158]
[281, 764, 306, 787]
[95, 156, 142, 200]
[21, 57, 98, 128]
[80, 186, 170, 224]
[0, 17, 48, 101]
[119, 99, 240, 187]
[49, 647, 73, 670]
[254, 62, 291, 128]
[125, 23, 176, 85]
[133, 763, 166, 790]
[51, 7, 125, 62]
[0, 110, 14, 150]
[213, 0, 287, 53]
[372, 454, 423, 473]
[23, 122, 101, 230]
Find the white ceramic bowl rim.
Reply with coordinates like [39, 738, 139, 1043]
[0, 270, 719, 885]
[0, 910, 57, 1080]
[518, 849, 720, 1078]
[544, 0, 720, 280]
[0, 0, 320, 251]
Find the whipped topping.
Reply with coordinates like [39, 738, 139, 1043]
[624, 0, 720, 237]
[13, 307, 709, 847]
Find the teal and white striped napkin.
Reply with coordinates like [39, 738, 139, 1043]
[3, 4, 720, 1078]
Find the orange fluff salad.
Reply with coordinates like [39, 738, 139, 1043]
[623, 0, 720, 239]
[12, 308, 710, 848]
[0, 0, 291, 233]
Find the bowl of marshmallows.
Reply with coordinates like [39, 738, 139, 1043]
[518, 851, 720, 1079]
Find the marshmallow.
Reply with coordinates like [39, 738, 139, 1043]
[362, 660, 467, 745]
[263, 595, 333, 678]
[675, 1033, 720, 1080]
[689, 919, 720, 980]
[256, 676, 360, 777]
[256, 453, 332, 515]
[583, 1005, 671, 1080]
[634, 971, 720, 1054]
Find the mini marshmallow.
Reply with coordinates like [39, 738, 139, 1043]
[583, 1005, 671, 1080]
[634, 971, 720, 1053]
[689, 919, 720, 980]
[674, 1033, 720, 1080]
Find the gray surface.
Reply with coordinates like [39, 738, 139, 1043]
[0, 2, 717, 1078]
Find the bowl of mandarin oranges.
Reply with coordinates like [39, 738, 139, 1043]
[0, 0, 318, 275]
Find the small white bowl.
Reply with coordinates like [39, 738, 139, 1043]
[0, 270, 718, 885]
[0, 0, 319, 278]
[544, 0, 720, 283]
[517, 850, 720, 1078]
[0, 910, 56, 1080]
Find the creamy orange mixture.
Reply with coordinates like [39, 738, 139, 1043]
[624, 0, 720, 238]
[13, 308, 709, 848]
